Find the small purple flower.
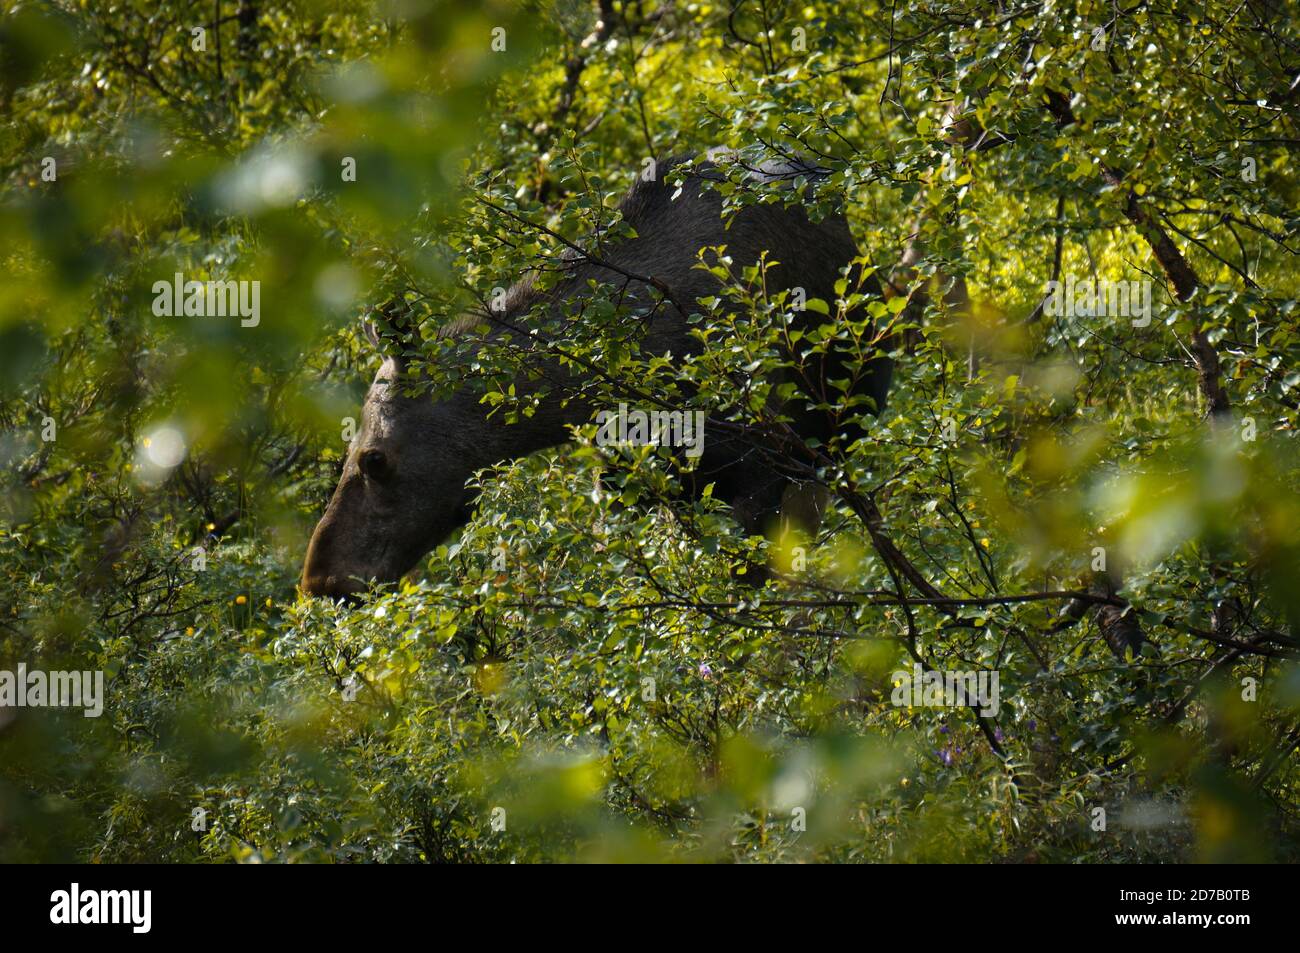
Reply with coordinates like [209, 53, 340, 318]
[939, 724, 950, 735]
[1028, 719, 1037, 732]
[938, 748, 954, 767]
[993, 728, 1005, 743]
[698, 662, 713, 679]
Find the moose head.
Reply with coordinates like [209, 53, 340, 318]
[299, 296, 575, 599]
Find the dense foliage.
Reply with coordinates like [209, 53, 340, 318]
[2, 0, 1298, 863]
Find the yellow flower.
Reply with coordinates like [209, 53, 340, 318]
[264, 598, 273, 608]
[185, 626, 195, 636]
[235, 595, 247, 605]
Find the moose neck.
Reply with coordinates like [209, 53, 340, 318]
[423, 371, 589, 479]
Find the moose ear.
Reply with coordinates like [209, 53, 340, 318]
[364, 297, 422, 368]
[362, 313, 404, 372]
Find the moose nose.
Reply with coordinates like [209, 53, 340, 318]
[300, 572, 364, 601]
[300, 518, 363, 600]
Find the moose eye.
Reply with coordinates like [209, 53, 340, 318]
[358, 449, 390, 482]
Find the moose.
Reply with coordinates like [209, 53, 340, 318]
[301, 153, 893, 599]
